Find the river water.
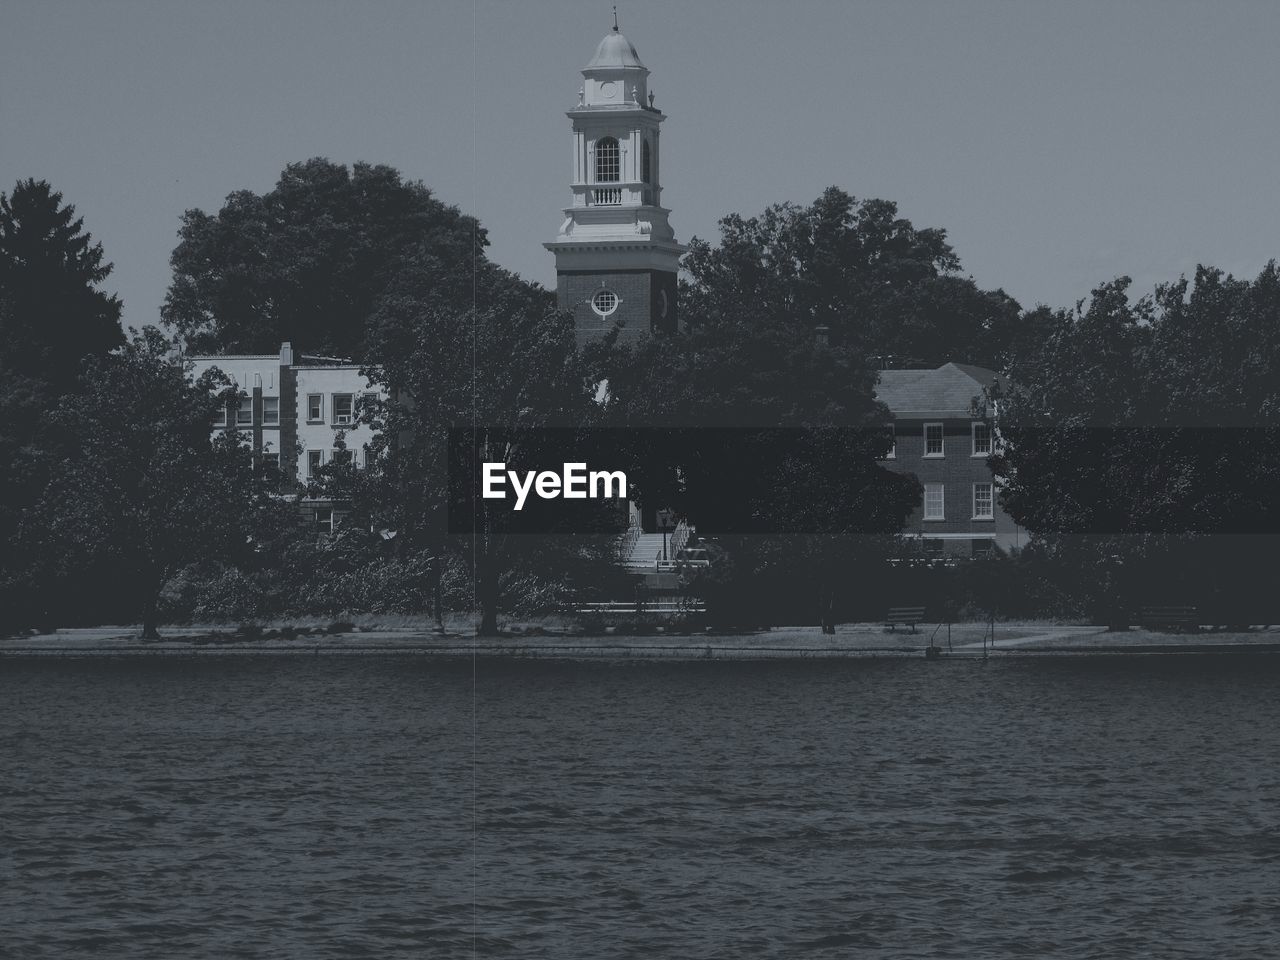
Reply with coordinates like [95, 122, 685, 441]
[3, 654, 1279, 958]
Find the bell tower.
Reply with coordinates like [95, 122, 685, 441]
[545, 15, 686, 346]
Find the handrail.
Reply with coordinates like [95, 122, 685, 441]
[655, 558, 710, 572]
[669, 520, 690, 558]
[616, 521, 640, 563]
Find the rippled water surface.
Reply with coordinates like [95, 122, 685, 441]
[4, 655, 1280, 958]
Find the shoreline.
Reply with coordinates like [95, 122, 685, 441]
[5, 622, 1280, 660]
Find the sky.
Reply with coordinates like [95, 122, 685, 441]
[4, 0, 1279, 332]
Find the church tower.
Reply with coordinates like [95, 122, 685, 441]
[545, 16, 685, 346]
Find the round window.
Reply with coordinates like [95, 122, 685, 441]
[592, 289, 619, 317]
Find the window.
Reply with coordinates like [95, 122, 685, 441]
[333, 394, 353, 425]
[314, 507, 334, 534]
[213, 403, 228, 428]
[924, 483, 945, 520]
[884, 426, 896, 459]
[924, 423, 944, 457]
[359, 392, 378, 416]
[332, 448, 352, 468]
[592, 290, 619, 317]
[262, 397, 279, 426]
[972, 422, 992, 456]
[307, 394, 323, 422]
[972, 539, 994, 558]
[923, 538, 945, 557]
[973, 482, 994, 519]
[236, 395, 253, 426]
[642, 140, 651, 183]
[307, 450, 324, 477]
[595, 137, 619, 182]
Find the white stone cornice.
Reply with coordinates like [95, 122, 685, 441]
[567, 107, 664, 122]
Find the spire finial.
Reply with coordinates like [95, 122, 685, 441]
[612, 5, 619, 31]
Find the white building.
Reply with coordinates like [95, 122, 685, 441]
[189, 342, 384, 519]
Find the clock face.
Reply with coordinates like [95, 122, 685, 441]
[599, 81, 616, 99]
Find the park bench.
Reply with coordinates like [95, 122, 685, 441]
[1138, 605, 1200, 632]
[885, 606, 927, 633]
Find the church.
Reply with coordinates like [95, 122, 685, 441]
[548, 19, 1026, 562]
[190, 17, 1025, 559]
[544, 16, 685, 346]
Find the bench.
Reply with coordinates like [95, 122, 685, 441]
[1138, 605, 1199, 632]
[886, 606, 927, 633]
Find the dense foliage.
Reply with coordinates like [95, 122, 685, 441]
[359, 264, 616, 634]
[19, 329, 265, 636]
[991, 265, 1280, 624]
[0, 180, 126, 629]
[0, 179, 125, 387]
[680, 187, 1022, 369]
[9, 161, 1280, 634]
[589, 197, 927, 630]
[163, 158, 482, 357]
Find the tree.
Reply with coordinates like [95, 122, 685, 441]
[0, 179, 125, 388]
[357, 263, 614, 635]
[0, 179, 126, 630]
[163, 159, 484, 357]
[589, 272, 919, 631]
[680, 187, 1021, 368]
[990, 265, 1280, 626]
[20, 328, 260, 637]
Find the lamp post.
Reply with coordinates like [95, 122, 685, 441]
[656, 508, 675, 563]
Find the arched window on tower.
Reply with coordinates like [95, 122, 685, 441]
[595, 137, 620, 183]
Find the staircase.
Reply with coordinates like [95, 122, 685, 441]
[621, 532, 667, 573]
[587, 523, 711, 619]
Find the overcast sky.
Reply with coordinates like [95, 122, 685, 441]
[4, 0, 1279, 331]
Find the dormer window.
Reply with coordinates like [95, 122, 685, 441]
[595, 137, 620, 182]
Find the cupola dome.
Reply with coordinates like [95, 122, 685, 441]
[585, 29, 646, 70]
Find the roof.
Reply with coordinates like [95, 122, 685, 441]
[585, 29, 646, 70]
[874, 362, 998, 419]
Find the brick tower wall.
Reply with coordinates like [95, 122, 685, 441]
[558, 269, 678, 347]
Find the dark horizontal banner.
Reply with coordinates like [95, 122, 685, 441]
[447, 425, 1280, 536]
[449, 426, 908, 535]
[994, 426, 1280, 534]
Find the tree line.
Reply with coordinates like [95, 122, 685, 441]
[3, 161, 1278, 635]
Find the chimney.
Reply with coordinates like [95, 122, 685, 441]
[279, 341, 294, 366]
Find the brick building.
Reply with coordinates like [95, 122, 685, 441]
[875, 362, 1026, 556]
